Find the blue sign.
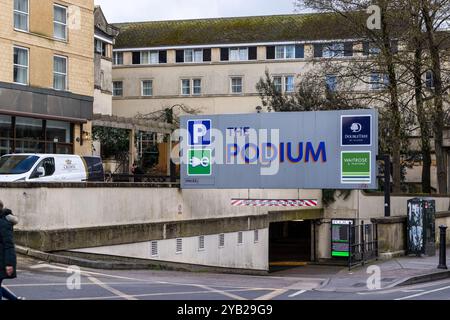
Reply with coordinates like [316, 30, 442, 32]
[181, 110, 379, 190]
[341, 115, 372, 146]
[188, 119, 211, 146]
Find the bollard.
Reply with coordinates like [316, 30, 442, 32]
[438, 225, 448, 270]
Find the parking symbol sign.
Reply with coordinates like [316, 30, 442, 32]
[188, 119, 211, 146]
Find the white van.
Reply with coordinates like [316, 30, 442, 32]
[0, 154, 104, 182]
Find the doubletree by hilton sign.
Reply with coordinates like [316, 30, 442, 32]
[180, 109, 378, 190]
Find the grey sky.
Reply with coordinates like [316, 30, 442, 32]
[94, 0, 298, 23]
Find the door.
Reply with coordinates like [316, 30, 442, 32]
[28, 157, 56, 181]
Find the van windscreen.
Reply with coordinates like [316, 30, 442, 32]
[0, 155, 40, 175]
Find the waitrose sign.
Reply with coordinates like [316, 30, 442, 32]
[180, 110, 378, 189]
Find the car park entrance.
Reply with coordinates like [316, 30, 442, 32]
[269, 220, 312, 266]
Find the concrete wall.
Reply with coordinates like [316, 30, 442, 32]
[325, 190, 450, 221]
[93, 55, 113, 115]
[73, 229, 269, 271]
[3, 185, 321, 231]
[94, 89, 113, 115]
[374, 212, 450, 257]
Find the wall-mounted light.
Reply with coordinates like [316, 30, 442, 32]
[78, 123, 90, 146]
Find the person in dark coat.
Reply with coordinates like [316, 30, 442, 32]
[0, 201, 20, 301]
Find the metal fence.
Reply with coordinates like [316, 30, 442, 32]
[106, 174, 177, 183]
[348, 221, 379, 270]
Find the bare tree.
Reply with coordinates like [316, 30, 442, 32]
[419, 0, 450, 193]
[294, 0, 407, 192]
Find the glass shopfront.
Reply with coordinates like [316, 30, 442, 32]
[0, 114, 74, 156]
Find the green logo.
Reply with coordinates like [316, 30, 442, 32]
[341, 151, 371, 184]
[188, 149, 212, 176]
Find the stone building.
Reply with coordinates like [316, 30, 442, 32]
[0, 0, 95, 155]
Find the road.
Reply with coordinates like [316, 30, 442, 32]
[2, 255, 449, 300]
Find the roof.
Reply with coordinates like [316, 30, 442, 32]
[113, 12, 365, 49]
[95, 6, 120, 40]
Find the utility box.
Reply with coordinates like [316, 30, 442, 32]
[407, 198, 436, 256]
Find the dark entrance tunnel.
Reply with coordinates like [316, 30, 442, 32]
[269, 220, 312, 264]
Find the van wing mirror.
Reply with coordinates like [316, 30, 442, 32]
[36, 166, 45, 177]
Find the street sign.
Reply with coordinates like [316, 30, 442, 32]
[180, 109, 378, 189]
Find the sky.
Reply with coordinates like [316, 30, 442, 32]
[94, 0, 299, 23]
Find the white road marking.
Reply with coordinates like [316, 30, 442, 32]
[395, 285, 450, 300]
[29, 263, 158, 282]
[27, 261, 319, 301]
[61, 288, 266, 301]
[288, 290, 307, 298]
[255, 289, 289, 300]
[194, 284, 247, 300]
[357, 279, 450, 295]
[400, 289, 425, 293]
[88, 276, 138, 301]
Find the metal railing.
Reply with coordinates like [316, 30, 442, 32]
[106, 173, 179, 184]
[348, 220, 379, 270]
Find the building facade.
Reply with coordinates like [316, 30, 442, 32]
[93, 6, 118, 116]
[111, 14, 370, 118]
[0, 0, 94, 156]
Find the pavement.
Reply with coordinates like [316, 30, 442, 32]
[1, 250, 449, 300]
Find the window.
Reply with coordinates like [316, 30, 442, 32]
[229, 47, 248, 61]
[231, 77, 243, 94]
[273, 76, 295, 93]
[323, 43, 345, 58]
[181, 79, 201, 96]
[275, 45, 295, 59]
[184, 49, 203, 63]
[14, 0, 28, 31]
[13, 47, 28, 85]
[219, 234, 225, 248]
[326, 74, 337, 92]
[142, 80, 153, 96]
[254, 230, 259, 243]
[181, 79, 191, 95]
[0, 155, 39, 174]
[285, 76, 295, 93]
[151, 241, 158, 257]
[0, 117, 73, 155]
[371, 73, 389, 90]
[370, 46, 381, 55]
[426, 71, 434, 89]
[113, 81, 123, 96]
[31, 158, 56, 179]
[192, 79, 202, 95]
[273, 76, 282, 92]
[46, 120, 71, 144]
[176, 238, 183, 254]
[363, 42, 382, 56]
[198, 236, 205, 251]
[54, 5, 67, 40]
[113, 52, 123, 65]
[95, 39, 107, 57]
[141, 51, 159, 64]
[53, 56, 67, 91]
[237, 232, 243, 245]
